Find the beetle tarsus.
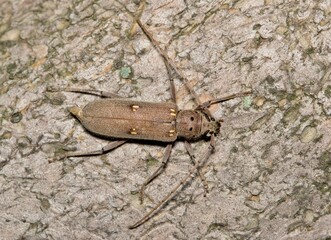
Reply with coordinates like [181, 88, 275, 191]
[48, 154, 67, 163]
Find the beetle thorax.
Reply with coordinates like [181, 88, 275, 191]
[176, 110, 220, 140]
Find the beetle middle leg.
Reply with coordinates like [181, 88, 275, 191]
[139, 143, 172, 203]
[138, 49, 176, 203]
[49, 140, 126, 162]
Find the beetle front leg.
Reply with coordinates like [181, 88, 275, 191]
[140, 143, 172, 203]
[47, 87, 123, 98]
[49, 140, 127, 162]
[128, 135, 216, 229]
[184, 141, 209, 197]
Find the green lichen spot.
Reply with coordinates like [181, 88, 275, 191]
[300, 126, 317, 143]
[324, 85, 331, 98]
[120, 66, 133, 79]
[243, 96, 252, 109]
[314, 182, 330, 194]
[242, 56, 254, 62]
[0, 131, 12, 140]
[6, 63, 17, 73]
[47, 93, 66, 106]
[207, 222, 225, 233]
[304, 47, 314, 55]
[283, 105, 300, 124]
[146, 154, 158, 167]
[318, 151, 331, 171]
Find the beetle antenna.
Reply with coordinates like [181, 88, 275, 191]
[135, 19, 203, 107]
[196, 90, 252, 111]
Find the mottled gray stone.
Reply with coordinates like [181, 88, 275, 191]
[0, 0, 330, 239]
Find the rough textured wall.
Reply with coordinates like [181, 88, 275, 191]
[0, 0, 330, 239]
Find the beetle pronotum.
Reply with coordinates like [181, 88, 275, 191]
[49, 17, 251, 228]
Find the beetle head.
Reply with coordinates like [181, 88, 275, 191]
[176, 110, 220, 140]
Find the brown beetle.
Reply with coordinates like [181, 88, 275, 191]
[49, 18, 251, 229]
[68, 99, 220, 142]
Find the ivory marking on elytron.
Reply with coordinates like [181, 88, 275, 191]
[169, 129, 176, 137]
[132, 105, 140, 112]
[130, 128, 138, 135]
[170, 108, 177, 117]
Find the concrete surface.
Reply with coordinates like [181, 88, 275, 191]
[0, 0, 330, 239]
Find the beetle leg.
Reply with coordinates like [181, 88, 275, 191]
[47, 87, 123, 98]
[184, 141, 209, 197]
[49, 140, 127, 162]
[128, 134, 216, 229]
[140, 143, 172, 203]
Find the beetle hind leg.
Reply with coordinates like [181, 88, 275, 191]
[47, 87, 123, 98]
[49, 140, 127, 162]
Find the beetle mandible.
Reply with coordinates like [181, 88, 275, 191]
[49, 18, 251, 229]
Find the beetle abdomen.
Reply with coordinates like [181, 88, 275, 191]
[71, 99, 178, 142]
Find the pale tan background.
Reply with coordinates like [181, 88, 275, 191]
[0, 0, 330, 239]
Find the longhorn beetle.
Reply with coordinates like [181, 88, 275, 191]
[49, 18, 251, 228]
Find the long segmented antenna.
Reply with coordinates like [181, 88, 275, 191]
[128, 13, 251, 229]
[135, 19, 203, 106]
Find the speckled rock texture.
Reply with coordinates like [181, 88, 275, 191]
[0, 0, 330, 239]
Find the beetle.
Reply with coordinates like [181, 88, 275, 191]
[49, 18, 251, 228]
[68, 99, 220, 142]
